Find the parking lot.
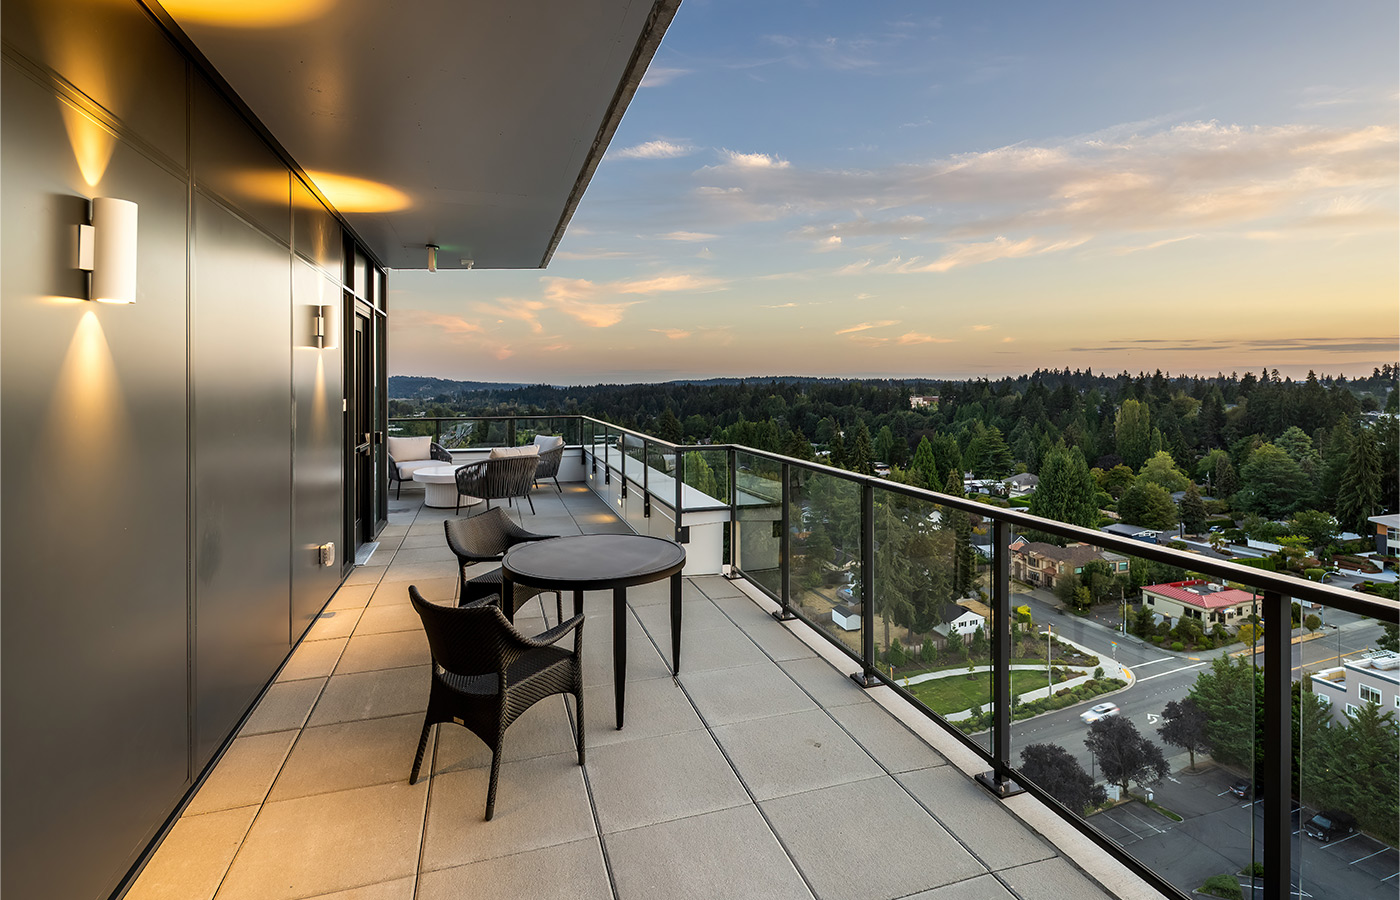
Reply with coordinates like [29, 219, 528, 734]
[1083, 769, 1398, 899]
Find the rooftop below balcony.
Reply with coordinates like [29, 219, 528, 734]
[126, 479, 1155, 900]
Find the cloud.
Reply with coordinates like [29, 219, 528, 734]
[616, 273, 726, 294]
[1109, 234, 1199, 256]
[552, 249, 639, 260]
[836, 320, 898, 335]
[651, 328, 692, 340]
[763, 302, 800, 308]
[479, 297, 546, 334]
[715, 149, 791, 169]
[1067, 336, 1399, 354]
[972, 324, 993, 331]
[639, 67, 690, 88]
[897, 332, 951, 345]
[539, 272, 725, 327]
[658, 231, 718, 242]
[615, 140, 694, 160]
[390, 310, 511, 359]
[1001, 337, 1015, 343]
[837, 236, 1089, 275]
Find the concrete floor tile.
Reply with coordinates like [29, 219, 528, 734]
[829, 701, 946, 774]
[217, 780, 428, 900]
[994, 857, 1114, 900]
[780, 656, 873, 709]
[903, 874, 1018, 900]
[353, 603, 422, 635]
[583, 676, 704, 748]
[587, 730, 749, 833]
[326, 583, 375, 611]
[269, 714, 423, 801]
[420, 753, 594, 871]
[335, 629, 430, 674]
[125, 805, 257, 900]
[606, 806, 812, 900]
[740, 617, 820, 661]
[278, 638, 348, 682]
[372, 577, 455, 607]
[306, 607, 364, 641]
[396, 533, 450, 550]
[186, 731, 297, 815]
[761, 778, 986, 900]
[663, 623, 769, 672]
[343, 566, 387, 586]
[897, 767, 1054, 870]
[635, 597, 729, 636]
[240, 678, 325, 737]
[380, 560, 457, 583]
[301, 876, 415, 900]
[417, 839, 611, 900]
[308, 666, 430, 726]
[680, 662, 816, 726]
[713, 709, 884, 801]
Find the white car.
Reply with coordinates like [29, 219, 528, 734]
[1080, 702, 1120, 724]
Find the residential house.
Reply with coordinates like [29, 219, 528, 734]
[1009, 539, 1129, 591]
[1368, 514, 1400, 556]
[1003, 473, 1039, 497]
[932, 602, 986, 640]
[1309, 650, 1400, 727]
[1139, 580, 1258, 630]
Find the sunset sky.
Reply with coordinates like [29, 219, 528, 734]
[388, 1, 1399, 385]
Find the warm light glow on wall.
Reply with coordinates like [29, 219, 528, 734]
[302, 170, 412, 213]
[41, 311, 130, 477]
[160, 0, 336, 28]
[59, 100, 116, 188]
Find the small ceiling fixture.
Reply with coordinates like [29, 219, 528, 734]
[460, 258, 474, 270]
[78, 198, 138, 303]
[426, 243, 439, 272]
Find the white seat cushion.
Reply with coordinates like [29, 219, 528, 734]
[488, 445, 540, 459]
[532, 434, 565, 452]
[387, 435, 432, 462]
[397, 459, 448, 479]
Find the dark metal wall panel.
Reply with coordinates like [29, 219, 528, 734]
[0, 59, 190, 900]
[192, 74, 292, 246]
[191, 192, 293, 766]
[293, 176, 343, 280]
[292, 258, 345, 637]
[0, 0, 189, 168]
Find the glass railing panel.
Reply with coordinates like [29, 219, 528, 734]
[787, 466, 861, 653]
[1296, 601, 1397, 900]
[734, 451, 782, 598]
[872, 492, 994, 751]
[1002, 540, 1263, 897]
[679, 448, 729, 510]
[388, 417, 437, 439]
[645, 440, 671, 504]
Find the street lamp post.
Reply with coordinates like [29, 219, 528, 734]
[1324, 623, 1342, 667]
[1046, 624, 1053, 695]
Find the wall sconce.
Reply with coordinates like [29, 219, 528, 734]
[78, 198, 138, 303]
[426, 243, 438, 273]
[313, 305, 328, 347]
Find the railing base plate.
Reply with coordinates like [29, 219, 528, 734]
[974, 771, 1026, 799]
[771, 609, 798, 622]
[849, 671, 881, 689]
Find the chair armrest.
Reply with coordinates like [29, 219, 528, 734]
[514, 613, 584, 649]
[430, 442, 453, 462]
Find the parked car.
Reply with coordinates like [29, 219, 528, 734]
[1228, 778, 1261, 800]
[1079, 702, 1120, 724]
[1303, 811, 1356, 842]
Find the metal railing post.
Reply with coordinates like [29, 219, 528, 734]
[674, 448, 685, 543]
[851, 481, 878, 688]
[642, 439, 650, 517]
[774, 461, 796, 621]
[977, 519, 1024, 797]
[1262, 589, 1290, 900]
[506, 418, 516, 448]
[727, 449, 738, 576]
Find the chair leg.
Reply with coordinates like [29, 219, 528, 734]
[554, 591, 563, 626]
[525, 493, 535, 514]
[574, 690, 585, 765]
[409, 720, 433, 784]
[484, 737, 505, 821]
[552, 476, 562, 493]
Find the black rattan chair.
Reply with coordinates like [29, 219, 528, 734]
[454, 455, 539, 514]
[443, 509, 562, 623]
[407, 586, 584, 820]
[533, 437, 565, 493]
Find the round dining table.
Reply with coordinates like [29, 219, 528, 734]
[501, 533, 686, 728]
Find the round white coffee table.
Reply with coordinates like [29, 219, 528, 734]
[412, 464, 481, 510]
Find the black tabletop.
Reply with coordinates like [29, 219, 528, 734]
[502, 533, 686, 590]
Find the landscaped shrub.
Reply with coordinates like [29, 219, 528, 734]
[1150, 636, 1162, 644]
[921, 638, 936, 664]
[1200, 873, 1243, 900]
[1303, 568, 1325, 582]
[1239, 862, 1264, 878]
[888, 638, 906, 667]
[1171, 641, 1184, 652]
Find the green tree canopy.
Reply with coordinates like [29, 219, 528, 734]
[1020, 743, 1106, 813]
[1115, 398, 1152, 469]
[1029, 442, 1099, 528]
[1137, 451, 1190, 493]
[1335, 427, 1381, 533]
[1178, 483, 1208, 534]
[1188, 656, 1264, 771]
[1237, 442, 1306, 518]
[1117, 481, 1179, 529]
[1085, 716, 1170, 793]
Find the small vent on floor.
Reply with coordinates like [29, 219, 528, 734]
[353, 542, 379, 566]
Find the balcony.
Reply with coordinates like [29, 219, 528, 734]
[126, 418, 1398, 900]
[125, 478, 1149, 900]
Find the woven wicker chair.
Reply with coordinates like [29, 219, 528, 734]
[532, 435, 565, 493]
[453, 455, 538, 514]
[444, 509, 562, 623]
[388, 441, 454, 499]
[407, 586, 584, 820]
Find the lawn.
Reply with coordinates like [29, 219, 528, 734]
[906, 670, 1052, 715]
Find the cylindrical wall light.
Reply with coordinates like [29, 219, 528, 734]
[78, 198, 139, 303]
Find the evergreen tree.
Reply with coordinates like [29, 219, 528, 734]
[655, 407, 683, 443]
[1212, 452, 1239, 498]
[910, 436, 938, 489]
[847, 421, 875, 475]
[1237, 442, 1306, 518]
[1115, 399, 1152, 469]
[874, 425, 897, 467]
[828, 430, 847, 470]
[1189, 656, 1264, 771]
[1335, 428, 1380, 533]
[929, 433, 963, 483]
[1117, 481, 1179, 528]
[1178, 483, 1208, 534]
[1029, 443, 1098, 528]
[966, 423, 1013, 478]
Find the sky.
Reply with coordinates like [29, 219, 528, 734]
[388, 1, 1399, 386]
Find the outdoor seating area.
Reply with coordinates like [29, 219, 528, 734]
[123, 482, 1149, 900]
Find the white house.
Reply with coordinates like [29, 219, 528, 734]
[932, 602, 985, 639]
[1309, 650, 1400, 727]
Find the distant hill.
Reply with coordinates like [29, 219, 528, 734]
[389, 376, 534, 398]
